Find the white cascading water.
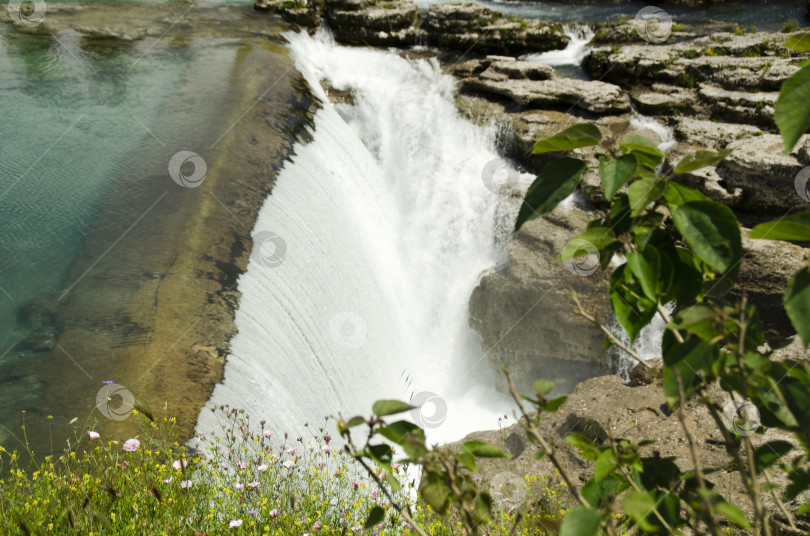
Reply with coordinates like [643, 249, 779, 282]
[520, 25, 596, 67]
[194, 30, 521, 446]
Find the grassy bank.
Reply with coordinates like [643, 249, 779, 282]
[0, 407, 570, 535]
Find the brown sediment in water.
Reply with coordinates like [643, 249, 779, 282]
[0, 3, 317, 452]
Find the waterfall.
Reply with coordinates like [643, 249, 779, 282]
[194, 30, 519, 446]
[520, 25, 596, 68]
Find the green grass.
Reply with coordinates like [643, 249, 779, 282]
[0, 407, 570, 535]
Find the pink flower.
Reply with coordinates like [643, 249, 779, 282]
[321, 445, 331, 453]
[236, 461, 247, 470]
[247, 481, 259, 490]
[235, 483, 244, 491]
[313, 521, 323, 530]
[371, 491, 380, 499]
[323, 433, 331, 444]
[198, 433, 207, 440]
[286, 447, 296, 455]
[283, 460, 295, 469]
[263, 430, 274, 439]
[257, 464, 268, 473]
[180, 480, 192, 489]
[122, 438, 140, 452]
[351, 526, 362, 532]
[392, 463, 402, 472]
[87, 431, 100, 440]
[269, 509, 279, 518]
[352, 481, 359, 490]
[229, 519, 243, 528]
[172, 460, 187, 471]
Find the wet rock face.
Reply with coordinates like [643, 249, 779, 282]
[468, 204, 613, 397]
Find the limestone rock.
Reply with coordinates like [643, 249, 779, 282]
[468, 204, 612, 397]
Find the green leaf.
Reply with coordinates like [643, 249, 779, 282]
[372, 400, 414, 417]
[623, 490, 658, 532]
[673, 306, 718, 341]
[581, 476, 621, 508]
[609, 265, 656, 344]
[594, 451, 617, 482]
[715, 500, 751, 529]
[364, 506, 385, 529]
[671, 201, 741, 273]
[474, 492, 493, 523]
[535, 448, 547, 460]
[599, 154, 637, 200]
[420, 475, 450, 513]
[627, 246, 661, 301]
[673, 149, 732, 174]
[565, 433, 600, 461]
[664, 182, 709, 206]
[753, 440, 794, 471]
[377, 420, 423, 445]
[622, 135, 664, 170]
[555, 227, 616, 269]
[386, 472, 401, 492]
[775, 63, 810, 152]
[749, 212, 810, 241]
[560, 506, 601, 536]
[461, 440, 510, 459]
[515, 158, 588, 232]
[544, 395, 568, 413]
[534, 379, 557, 397]
[627, 178, 666, 217]
[784, 32, 810, 52]
[532, 123, 602, 154]
[785, 267, 810, 348]
[455, 452, 477, 472]
[662, 335, 718, 407]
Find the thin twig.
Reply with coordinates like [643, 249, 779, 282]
[571, 292, 649, 368]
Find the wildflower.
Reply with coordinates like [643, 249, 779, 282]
[371, 491, 380, 499]
[263, 430, 274, 439]
[391, 463, 401, 471]
[269, 509, 279, 518]
[350, 526, 362, 532]
[88, 431, 100, 440]
[313, 521, 323, 530]
[122, 438, 140, 452]
[248, 509, 258, 517]
[163, 477, 173, 484]
[180, 480, 193, 489]
[229, 519, 243, 528]
[283, 460, 295, 469]
[472, 476, 483, 482]
[257, 464, 268, 473]
[199, 433, 207, 441]
[235, 483, 245, 491]
[286, 447, 296, 455]
[352, 481, 359, 490]
[322, 445, 331, 453]
[102, 380, 114, 385]
[236, 461, 247, 470]
[172, 460, 187, 470]
[247, 481, 259, 490]
[323, 433, 331, 444]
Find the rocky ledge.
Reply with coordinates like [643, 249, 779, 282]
[255, 0, 569, 55]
